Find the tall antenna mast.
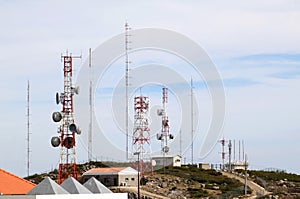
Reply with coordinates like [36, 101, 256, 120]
[228, 140, 232, 171]
[242, 140, 245, 161]
[26, 80, 30, 177]
[157, 88, 173, 155]
[220, 138, 225, 170]
[239, 140, 241, 161]
[179, 129, 182, 157]
[125, 22, 131, 160]
[88, 48, 93, 161]
[234, 140, 236, 161]
[132, 95, 151, 176]
[191, 78, 194, 165]
[51, 52, 81, 184]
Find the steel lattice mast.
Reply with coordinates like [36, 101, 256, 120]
[157, 88, 174, 155]
[26, 80, 30, 177]
[51, 53, 81, 184]
[132, 95, 151, 176]
[88, 48, 93, 161]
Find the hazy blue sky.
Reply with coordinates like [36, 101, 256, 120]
[0, 0, 299, 177]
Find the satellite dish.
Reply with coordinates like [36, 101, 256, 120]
[157, 109, 164, 116]
[51, 136, 60, 147]
[76, 126, 81, 135]
[162, 146, 169, 153]
[52, 112, 62, 122]
[56, 93, 60, 104]
[152, 159, 157, 166]
[74, 86, 80, 95]
[157, 133, 163, 140]
[69, 123, 77, 132]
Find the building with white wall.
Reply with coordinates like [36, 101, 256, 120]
[152, 155, 181, 167]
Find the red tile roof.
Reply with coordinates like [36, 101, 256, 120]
[86, 167, 127, 174]
[0, 168, 36, 195]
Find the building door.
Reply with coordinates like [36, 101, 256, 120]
[114, 177, 117, 186]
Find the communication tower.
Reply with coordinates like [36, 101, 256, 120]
[190, 78, 194, 164]
[219, 138, 226, 170]
[26, 80, 30, 177]
[88, 48, 93, 161]
[51, 53, 81, 184]
[157, 88, 174, 154]
[125, 22, 131, 160]
[228, 140, 232, 171]
[132, 95, 151, 176]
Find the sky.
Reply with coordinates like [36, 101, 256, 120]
[0, 0, 300, 177]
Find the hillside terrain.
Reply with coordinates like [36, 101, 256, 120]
[24, 161, 300, 198]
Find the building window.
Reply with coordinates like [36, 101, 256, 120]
[104, 178, 110, 183]
[125, 178, 129, 181]
[131, 178, 135, 181]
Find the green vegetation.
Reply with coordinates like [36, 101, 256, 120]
[188, 188, 209, 198]
[156, 166, 247, 198]
[247, 170, 300, 182]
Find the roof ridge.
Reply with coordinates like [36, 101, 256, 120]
[0, 168, 36, 186]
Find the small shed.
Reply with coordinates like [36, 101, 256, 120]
[152, 154, 181, 167]
[198, 163, 210, 170]
[82, 167, 138, 187]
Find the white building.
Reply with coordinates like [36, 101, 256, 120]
[82, 167, 138, 187]
[152, 155, 181, 167]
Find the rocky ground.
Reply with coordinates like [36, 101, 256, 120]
[24, 162, 300, 199]
[142, 173, 221, 198]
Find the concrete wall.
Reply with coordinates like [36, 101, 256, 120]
[83, 173, 138, 187]
[0, 196, 36, 199]
[118, 174, 138, 187]
[0, 194, 128, 199]
[199, 163, 210, 170]
[153, 156, 182, 167]
[83, 175, 118, 187]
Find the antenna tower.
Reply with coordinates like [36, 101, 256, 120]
[132, 95, 151, 176]
[228, 140, 232, 171]
[26, 80, 30, 177]
[125, 22, 131, 160]
[157, 88, 174, 154]
[88, 48, 93, 161]
[191, 78, 194, 164]
[233, 140, 236, 161]
[51, 52, 81, 184]
[179, 129, 182, 156]
[239, 140, 241, 161]
[220, 138, 226, 170]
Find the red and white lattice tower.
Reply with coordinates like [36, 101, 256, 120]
[219, 138, 226, 170]
[132, 95, 151, 176]
[51, 53, 81, 184]
[157, 88, 174, 154]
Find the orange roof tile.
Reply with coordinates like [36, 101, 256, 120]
[86, 167, 127, 174]
[0, 168, 36, 195]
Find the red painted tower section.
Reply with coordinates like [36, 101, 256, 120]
[51, 53, 81, 184]
[132, 96, 151, 176]
[220, 138, 226, 170]
[157, 87, 174, 154]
